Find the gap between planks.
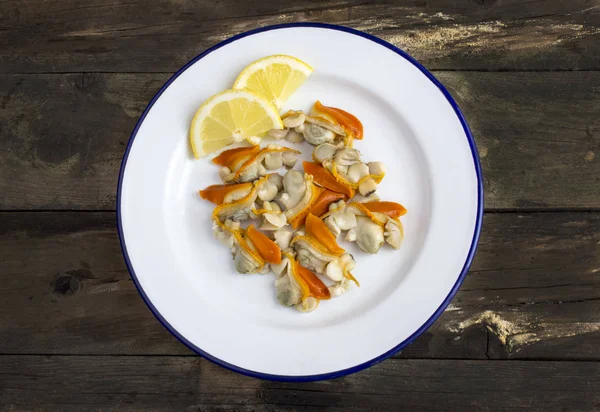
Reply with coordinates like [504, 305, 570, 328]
[0, 353, 597, 362]
[3, 70, 600, 76]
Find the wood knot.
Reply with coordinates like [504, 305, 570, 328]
[53, 275, 80, 296]
[52, 268, 93, 297]
[471, 0, 497, 7]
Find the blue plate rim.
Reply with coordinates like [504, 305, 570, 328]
[116, 22, 484, 382]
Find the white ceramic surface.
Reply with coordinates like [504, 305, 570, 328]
[118, 24, 482, 381]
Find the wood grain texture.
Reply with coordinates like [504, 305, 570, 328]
[0, 356, 598, 411]
[0, 0, 599, 73]
[0, 72, 598, 210]
[0, 212, 598, 359]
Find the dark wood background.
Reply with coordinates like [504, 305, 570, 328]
[1, 1, 599, 410]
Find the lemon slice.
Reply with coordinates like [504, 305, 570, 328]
[233, 55, 313, 109]
[190, 89, 283, 158]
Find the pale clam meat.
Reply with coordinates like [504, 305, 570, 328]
[282, 112, 306, 129]
[258, 201, 287, 230]
[277, 169, 306, 210]
[358, 177, 378, 196]
[291, 236, 356, 282]
[302, 123, 336, 145]
[312, 143, 339, 163]
[312, 143, 386, 197]
[347, 163, 370, 183]
[333, 148, 361, 166]
[232, 245, 263, 274]
[349, 216, 384, 254]
[384, 218, 404, 249]
[285, 129, 304, 143]
[273, 229, 294, 249]
[274, 257, 303, 307]
[222, 144, 300, 183]
[256, 173, 283, 202]
[267, 128, 289, 140]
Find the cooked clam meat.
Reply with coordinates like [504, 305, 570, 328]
[323, 200, 407, 254]
[269, 101, 363, 148]
[290, 214, 358, 286]
[213, 144, 300, 183]
[275, 170, 324, 229]
[201, 175, 281, 223]
[197, 97, 408, 313]
[311, 143, 387, 197]
[272, 253, 330, 312]
[214, 221, 282, 274]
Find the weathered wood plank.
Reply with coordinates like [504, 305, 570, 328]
[1, 72, 598, 210]
[0, 1, 598, 73]
[437, 72, 600, 210]
[0, 212, 598, 359]
[0, 356, 598, 411]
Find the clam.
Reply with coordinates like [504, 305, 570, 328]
[280, 106, 348, 146]
[352, 193, 381, 203]
[310, 144, 385, 197]
[273, 253, 331, 312]
[276, 169, 306, 210]
[285, 129, 304, 143]
[322, 200, 357, 237]
[267, 128, 289, 140]
[273, 228, 294, 249]
[199, 181, 253, 205]
[304, 115, 346, 136]
[282, 112, 306, 129]
[368, 161, 386, 176]
[290, 214, 358, 285]
[323, 199, 406, 253]
[233, 242, 264, 274]
[277, 102, 363, 148]
[204, 175, 277, 222]
[358, 177, 378, 196]
[329, 277, 353, 297]
[213, 219, 239, 249]
[276, 170, 324, 229]
[303, 161, 355, 198]
[312, 143, 339, 163]
[256, 173, 283, 202]
[322, 200, 407, 253]
[347, 216, 384, 254]
[384, 218, 404, 249]
[310, 100, 363, 142]
[256, 201, 287, 230]
[213, 144, 301, 183]
[274, 259, 303, 307]
[216, 222, 282, 274]
[347, 163, 370, 183]
[333, 148, 361, 166]
[301, 123, 336, 145]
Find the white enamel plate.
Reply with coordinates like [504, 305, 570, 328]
[118, 23, 483, 381]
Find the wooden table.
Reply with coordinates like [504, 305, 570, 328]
[1, 1, 599, 410]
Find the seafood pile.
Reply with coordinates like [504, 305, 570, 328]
[199, 101, 407, 313]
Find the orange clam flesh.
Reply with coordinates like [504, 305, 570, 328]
[283, 173, 323, 229]
[290, 189, 346, 228]
[302, 161, 355, 198]
[245, 224, 281, 264]
[212, 145, 260, 169]
[209, 175, 269, 222]
[311, 100, 363, 140]
[199, 182, 253, 205]
[347, 201, 407, 225]
[214, 144, 301, 183]
[283, 252, 330, 301]
[361, 201, 407, 220]
[304, 213, 345, 256]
